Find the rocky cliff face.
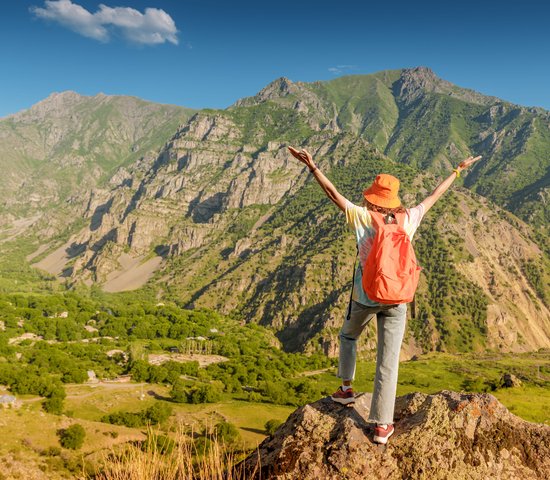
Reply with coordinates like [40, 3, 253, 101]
[5, 68, 550, 355]
[0, 91, 194, 237]
[240, 390, 550, 479]
[55, 110, 310, 285]
[24, 70, 550, 355]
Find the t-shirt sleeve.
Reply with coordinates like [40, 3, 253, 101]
[345, 200, 372, 229]
[405, 203, 426, 238]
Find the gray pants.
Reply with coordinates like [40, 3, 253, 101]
[337, 300, 407, 425]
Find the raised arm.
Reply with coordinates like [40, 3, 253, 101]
[421, 155, 482, 213]
[288, 146, 348, 212]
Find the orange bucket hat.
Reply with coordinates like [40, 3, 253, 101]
[363, 174, 401, 208]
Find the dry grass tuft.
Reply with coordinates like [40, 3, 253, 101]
[92, 425, 258, 480]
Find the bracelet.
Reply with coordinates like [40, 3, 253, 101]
[453, 168, 461, 178]
[309, 166, 318, 173]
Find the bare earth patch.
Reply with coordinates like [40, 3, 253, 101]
[102, 253, 163, 292]
[148, 353, 229, 367]
[32, 239, 73, 275]
[25, 243, 50, 262]
[0, 214, 41, 243]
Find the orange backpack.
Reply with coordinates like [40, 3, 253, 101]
[362, 211, 421, 304]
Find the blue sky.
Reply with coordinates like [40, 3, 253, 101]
[1, 0, 550, 117]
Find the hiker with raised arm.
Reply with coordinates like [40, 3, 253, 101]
[288, 146, 482, 444]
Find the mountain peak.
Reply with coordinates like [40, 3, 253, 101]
[46, 90, 84, 101]
[395, 66, 499, 106]
[403, 65, 437, 79]
[394, 66, 453, 101]
[10, 90, 86, 121]
[256, 77, 296, 97]
[233, 77, 300, 107]
[400, 66, 442, 89]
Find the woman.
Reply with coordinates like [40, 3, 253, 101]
[288, 146, 481, 444]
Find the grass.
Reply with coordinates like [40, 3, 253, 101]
[63, 383, 293, 447]
[313, 351, 550, 425]
[64, 383, 162, 421]
[92, 426, 251, 480]
[1, 351, 548, 478]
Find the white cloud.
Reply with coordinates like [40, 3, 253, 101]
[31, 0, 179, 45]
[328, 65, 358, 75]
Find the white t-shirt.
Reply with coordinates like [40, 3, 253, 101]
[345, 200, 425, 306]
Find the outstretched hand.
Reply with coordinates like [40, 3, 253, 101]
[458, 155, 482, 171]
[288, 146, 316, 171]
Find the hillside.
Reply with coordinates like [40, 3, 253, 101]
[0, 91, 195, 239]
[2, 67, 549, 355]
[238, 68, 550, 228]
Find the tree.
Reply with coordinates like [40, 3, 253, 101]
[187, 383, 222, 404]
[58, 424, 86, 450]
[170, 380, 188, 403]
[144, 403, 173, 424]
[213, 421, 239, 444]
[43, 395, 64, 414]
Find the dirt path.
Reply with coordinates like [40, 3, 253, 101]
[19, 382, 150, 403]
[297, 368, 333, 377]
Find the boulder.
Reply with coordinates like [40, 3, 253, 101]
[240, 390, 549, 479]
[501, 373, 523, 388]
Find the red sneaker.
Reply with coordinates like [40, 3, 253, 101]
[373, 424, 394, 444]
[331, 386, 355, 405]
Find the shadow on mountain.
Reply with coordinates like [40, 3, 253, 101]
[90, 198, 113, 231]
[275, 287, 347, 352]
[60, 266, 73, 278]
[90, 229, 117, 252]
[154, 245, 170, 258]
[188, 192, 226, 223]
[66, 241, 88, 258]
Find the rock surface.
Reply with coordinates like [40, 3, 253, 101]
[501, 373, 523, 388]
[241, 390, 550, 479]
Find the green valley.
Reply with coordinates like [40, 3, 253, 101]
[0, 67, 549, 477]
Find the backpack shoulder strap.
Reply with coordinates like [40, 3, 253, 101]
[369, 211, 385, 230]
[394, 211, 407, 228]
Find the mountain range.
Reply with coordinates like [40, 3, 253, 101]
[1, 67, 548, 355]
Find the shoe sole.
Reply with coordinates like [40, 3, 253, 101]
[331, 396, 355, 405]
[373, 428, 394, 445]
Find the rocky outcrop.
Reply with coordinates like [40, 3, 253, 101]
[0, 91, 195, 238]
[500, 373, 522, 388]
[241, 390, 550, 479]
[393, 66, 499, 106]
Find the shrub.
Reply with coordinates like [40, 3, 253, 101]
[58, 424, 86, 450]
[101, 402, 173, 427]
[265, 419, 283, 436]
[213, 421, 239, 444]
[186, 383, 223, 404]
[43, 395, 64, 415]
[169, 380, 188, 403]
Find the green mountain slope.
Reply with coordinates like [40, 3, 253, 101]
[2, 68, 549, 356]
[238, 68, 549, 229]
[0, 92, 195, 226]
[28, 92, 548, 355]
